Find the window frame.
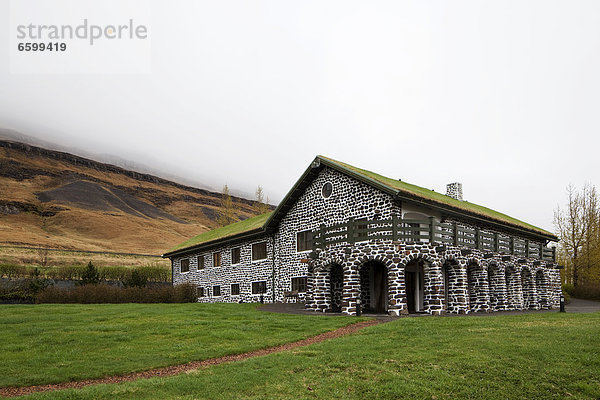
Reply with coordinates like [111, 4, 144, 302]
[180, 258, 190, 273]
[198, 287, 205, 297]
[197, 255, 205, 270]
[212, 285, 221, 296]
[321, 181, 333, 199]
[251, 280, 267, 294]
[296, 230, 313, 253]
[213, 252, 222, 267]
[291, 276, 308, 293]
[251, 242, 268, 261]
[231, 283, 240, 296]
[231, 247, 241, 265]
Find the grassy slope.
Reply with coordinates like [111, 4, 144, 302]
[25, 312, 600, 400]
[321, 156, 553, 236]
[0, 303, 358, 388]
[0, 146, 260, 254]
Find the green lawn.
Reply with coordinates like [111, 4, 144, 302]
[0, 303, 358, 388]
[22, 312, 600, 400]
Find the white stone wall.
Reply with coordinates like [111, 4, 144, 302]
[272, 166, 402, 302]
[170, 165, 559, 314]
[172, 235, 275, 303]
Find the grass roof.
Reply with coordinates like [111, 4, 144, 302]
[167, 212, 272, 254]
[168, 155, 554, 256]
[319, 156, 553, 236]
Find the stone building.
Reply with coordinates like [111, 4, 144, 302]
[163, 156, 560, 315]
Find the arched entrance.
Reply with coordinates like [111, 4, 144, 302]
[405, 259, 424, 313]
[487, 263, 504, 311]
[521, 268, 536, 310]
[442, 260, 460, 313]
[466, 261, 488, 312]
[505, 265, 520, 310]
[359, 260, 388, 313]
[535, 270, 548, 309]
[329, 264, 344, 313]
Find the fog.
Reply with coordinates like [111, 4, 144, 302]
[1, 0, 600, 232]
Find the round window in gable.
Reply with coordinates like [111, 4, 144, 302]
[322, 182, 333, 199]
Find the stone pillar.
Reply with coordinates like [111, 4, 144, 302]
[341, 262, 360, 315]
[424, 261, 444, 315]
[387, 262, 404, 316]
[468, 262, 490, 313]
[489, 263, 507, 312]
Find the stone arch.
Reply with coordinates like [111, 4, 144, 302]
[441, 256, 468, 314]
[398, 252, 443, 315]
[466, 260, 490, 313]
[535, 269, 549, 309]
[487, 262, 507, 311]
[521, 266, 537, 310]
[358, 259, 389, 313]
[504, 262, 522, 310]
[308, 251, 347, 313]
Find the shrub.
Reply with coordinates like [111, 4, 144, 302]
[36, 283, 196, 304]
[570, 284, 600, 301]
[0, 280, 36, 303]
[562, 283, 575, 296]
[0, 264, 27, 279]
[80, 262, 100, 285]
[123, 269, 148, 288]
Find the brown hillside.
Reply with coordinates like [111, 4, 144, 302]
[0, 141, 262, 254]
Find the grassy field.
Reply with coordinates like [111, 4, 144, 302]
[0, 303, 358, 388]
[19, 311, 600, 400]
[0, 246, 170, 269]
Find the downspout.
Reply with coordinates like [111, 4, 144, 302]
[272, 234, 276, 303]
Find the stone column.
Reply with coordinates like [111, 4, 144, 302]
[341, 262, 360, 315]
[387, 262, 404, 316]
[424, 261, 444, 315]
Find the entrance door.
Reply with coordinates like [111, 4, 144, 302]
[359, 261, 388, 314]
[372, 263, 387, 313]
[329, 264, 343, 313]
[405, 261, 424, 313]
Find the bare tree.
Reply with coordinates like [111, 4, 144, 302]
[217, 184, 239, 226]
[555, 184, 600, 286]
[554, 185, 586, 286]
[37, 248, 49, 267]
[254, 185, 270, 214]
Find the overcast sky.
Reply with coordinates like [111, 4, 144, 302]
[1, 0, 600, 233]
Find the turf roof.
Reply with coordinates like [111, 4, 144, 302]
[318, 156, 554, 236]
[168, 212, 272, 253]
[167, 155, 554, 256]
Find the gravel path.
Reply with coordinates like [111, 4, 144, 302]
[0, 319, 381, 398]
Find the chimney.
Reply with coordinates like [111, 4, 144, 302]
[446, 182, 463, 201]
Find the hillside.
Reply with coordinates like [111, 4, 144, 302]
[0, 140, 263, 254]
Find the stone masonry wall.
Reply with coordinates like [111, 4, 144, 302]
[172, 235, 274, 303]
[308, 239, 560, 316]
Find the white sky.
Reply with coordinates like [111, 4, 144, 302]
[1, 0, 600, 233]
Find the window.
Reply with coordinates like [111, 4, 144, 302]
[296, 230, 313, 252]
[291, 277, 308, 293]
[197, 255, 205, 269]
[213, 285, 221, 296]
[231, 247, 241, 265]
[252, 242, 267, 261]
[198, 287, 205, 297]
[322, 182, 333, 198]
[252, 281, 267, 294]
[180, 258, 190, 273]
[231, 283, 240, 295]
[213, 252, 221, 267]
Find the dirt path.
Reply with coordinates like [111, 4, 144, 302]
[0, 319, 381, 398]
